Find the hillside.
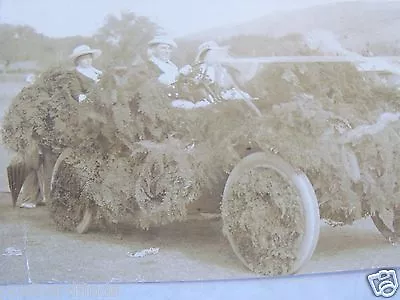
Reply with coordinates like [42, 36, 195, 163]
[184, 1, 400, 54]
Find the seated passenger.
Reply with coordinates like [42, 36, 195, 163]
[69, 44, 103, 102]
[146, 35, 192, 86]
[135, 35, 209, 109]
[13, 46, 103, 208]
[172, 41, 260, 109]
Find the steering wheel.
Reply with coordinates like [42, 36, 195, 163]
[175, 62, 208, 86]
[173, 63, 224, 103]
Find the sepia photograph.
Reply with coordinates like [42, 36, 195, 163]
[0, 0, 400, 285]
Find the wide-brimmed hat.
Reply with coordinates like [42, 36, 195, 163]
[148, 35, 177, 48]
[69, 45, 102, 61]
[195, 41, 230, 62]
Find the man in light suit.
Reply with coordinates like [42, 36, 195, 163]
[146, 35, 192, 86]
[141, 35, 220, 109]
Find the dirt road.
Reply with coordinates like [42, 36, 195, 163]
[0, 193, 399, 284]
[0, 78, 399, 283]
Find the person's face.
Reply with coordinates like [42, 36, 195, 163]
[153, 43, 172, 62]
[76, 54, 93, 68]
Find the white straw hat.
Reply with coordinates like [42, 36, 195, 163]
[194, 41, 230, 62]
[69, 44, 102, 61]
[148, 35, 177, 48]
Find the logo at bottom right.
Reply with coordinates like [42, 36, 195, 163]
[367, 269, 398, 298]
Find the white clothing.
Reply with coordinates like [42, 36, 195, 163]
[198, 63, 252, 101]
[78, 94, 87, 102]
[75, 66, 102, 103]
[199, 63, 234, 89]
[76, 66, 103, 83]
[171, 99, 211, 110]
[221, 88, 252, 101]
[149, 56, 180, 85]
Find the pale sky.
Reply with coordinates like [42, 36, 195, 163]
[0, 0, 386, 38]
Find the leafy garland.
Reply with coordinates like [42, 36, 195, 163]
[2, 51, 400, 229]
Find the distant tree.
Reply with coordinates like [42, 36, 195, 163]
[0, 24, 23, 66]
[0, 24, 53, 70]
[0, 13, 161, 72]
[94, 11, 161, 68]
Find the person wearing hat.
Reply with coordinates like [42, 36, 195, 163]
[136, 35, 211, 110]
[190, 40, 259, 103]
[17, 45, 104, 209]
[12, 45, 104, 209]
[69, 44, 103, 102]
[146, 35, 193, 86]
[142, 35, 222, 109]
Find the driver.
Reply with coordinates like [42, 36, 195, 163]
[172, 41, 260, 110]
[192, 41, 259, 102]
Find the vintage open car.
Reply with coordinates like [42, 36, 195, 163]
[4, 59, 400, 277]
